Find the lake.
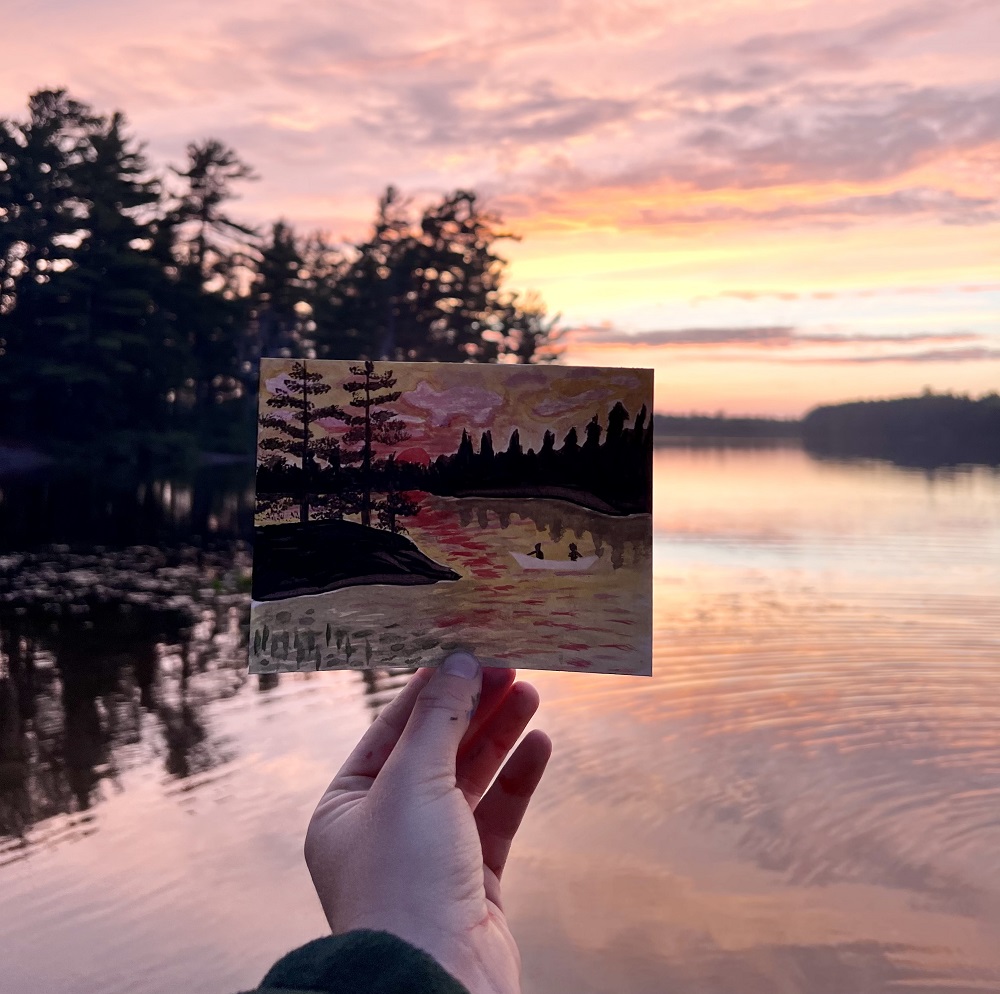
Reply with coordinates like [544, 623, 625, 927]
[250, 493, 651, 675]
[2, 445, 999, 993]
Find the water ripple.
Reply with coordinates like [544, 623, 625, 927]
[534, 569, 1000, 921]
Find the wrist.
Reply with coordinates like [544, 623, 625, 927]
[335, 916, 520, 994]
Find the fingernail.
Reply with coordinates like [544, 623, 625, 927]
[442, 651, 480, 679]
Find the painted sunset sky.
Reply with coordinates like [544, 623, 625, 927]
[6, 0, 998, 415]
[260, 360, 653, 461]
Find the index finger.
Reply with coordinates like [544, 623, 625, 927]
[459, 666, 516, 754]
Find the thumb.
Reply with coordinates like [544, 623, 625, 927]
[391, 652, 482, 782]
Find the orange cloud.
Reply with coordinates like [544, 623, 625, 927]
[2, 0, 998, 416]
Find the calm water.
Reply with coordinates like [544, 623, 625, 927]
[251, 494, 651, 675]
[2, 446, 999, 993]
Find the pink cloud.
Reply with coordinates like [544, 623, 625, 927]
[504, 369, 550, 387]
[532, 388, 609, 419]
[403, 380, 504, 427]
[263, 373, 295, 394]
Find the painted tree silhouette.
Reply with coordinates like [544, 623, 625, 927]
[258, 360, 339, 523]
[377, 455, 421, 534]
[330, 361, 409, 527]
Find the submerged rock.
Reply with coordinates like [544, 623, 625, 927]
[252, 519, 461, 601]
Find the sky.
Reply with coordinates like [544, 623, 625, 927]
[3, 0, 998, 416]
[260, 359, 653, 460]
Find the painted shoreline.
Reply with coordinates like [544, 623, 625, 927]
[449, 484, 646, 516]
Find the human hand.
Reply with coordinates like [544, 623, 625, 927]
[304, 654, 552, 994]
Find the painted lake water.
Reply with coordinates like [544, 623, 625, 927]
[2, 444, 999, 993]
[250, 494, 652, 675]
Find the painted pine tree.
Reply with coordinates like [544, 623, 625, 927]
[330, 361, 410, 527]
[258, 361, 339, 523]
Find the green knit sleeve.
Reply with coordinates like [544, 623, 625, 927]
[243, 929, 472, 994]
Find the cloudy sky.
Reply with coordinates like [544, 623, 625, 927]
[261, 359, 652, 459]
[4, 0, 998, 415]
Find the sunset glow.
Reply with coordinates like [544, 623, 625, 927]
[4, 0, 997, 415]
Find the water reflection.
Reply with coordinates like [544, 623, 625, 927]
[0, 546, 253, 854]
[0, 540, 425, 856]
[512, 849, 998, 994]
[358, 667, 419, 723]
[0, 446, 999, 994]
[0, 462, 254, 552]
[251, 494, 652, 675]
[452, 495, 649, 567]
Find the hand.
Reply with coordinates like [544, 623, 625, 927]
[304, 653, 552, 994]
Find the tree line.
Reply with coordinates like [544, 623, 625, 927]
[424, 400, 654, 515]
[802, 392, 1000, 468]
[652, 394, 1000, 469]
[0, 89, 561, 462]
[652, 413, 802, 439]
[256, 360, 653, 527]
[258, 360, 419, 530]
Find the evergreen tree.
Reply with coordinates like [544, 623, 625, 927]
[506, 428, 522, 458]
[65, 111, 169, 440]
[598, 400, 628, 486]
[477, 429, 496, 481]
[170, 139, 257, 282]
[539, 428, 557, 478]
[301, 232, 345, 359]
[252, 220, 308, 361]
[0, 93, 185, 449]
[480, 430, 494, 461]
[321, 187, 561, 364]
[583, 415, 602, 455]
[258, 361, 340, 523]
[2, 87, 562, 459]
[319, 187, 410, 361]
[632, 404, 648, 448]
[581, 415, 603, 491]
[376, 454, 420, 534]
[606, 401, 630, 450]
[455, 428, 475, 471]
[167, 139, 258, 435]
[329, 361, 408, 527]
[496, 427, 523, 485]
[395, 189, 509, 361]
[559, 425, 581, 483]
[489, 292, 562, 364]
[0, 90, 99, 437]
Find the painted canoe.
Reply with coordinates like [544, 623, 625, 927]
[510, 552, 599, 571]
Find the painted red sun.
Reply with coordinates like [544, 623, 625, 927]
[396, 446, 431, 466]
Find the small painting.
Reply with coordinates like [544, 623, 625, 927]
[250, 359, 653, 675]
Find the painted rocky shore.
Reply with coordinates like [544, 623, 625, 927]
[251, 518, 460, 601]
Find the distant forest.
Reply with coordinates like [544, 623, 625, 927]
[802, 393, 1000, 468]
[654, 394, 1000, 468]
[652, 413, 801, 440]
[0, 89, 560, 464]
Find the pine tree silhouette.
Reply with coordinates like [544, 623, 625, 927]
[329, 361, 409, 527]
[258, 361, 340, 522]
[506, 428, 522, 457]
[606, 401, 630, 450]
[376, 454, 420, 534]
[456, 429, 475, 470]
[480, 430, 494, 460]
